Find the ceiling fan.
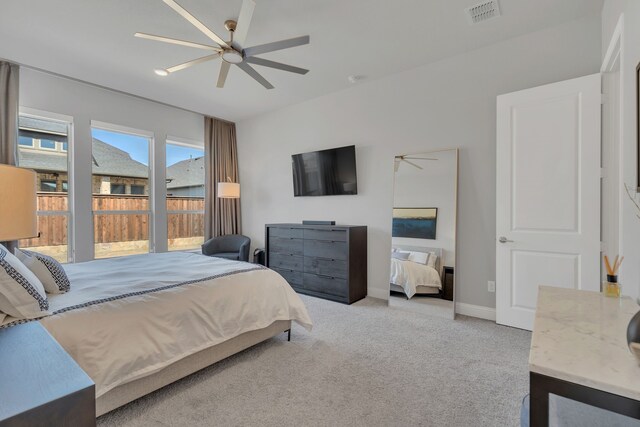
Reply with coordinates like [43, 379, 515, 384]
[135, 0, 310, 89]
[394, 155, 438, 172]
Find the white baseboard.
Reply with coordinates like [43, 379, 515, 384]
[455, 302, 496, 321]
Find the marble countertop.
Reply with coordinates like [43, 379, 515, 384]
[530, 286, 640, 400]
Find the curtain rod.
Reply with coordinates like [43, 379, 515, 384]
[0, 57, 236, 126]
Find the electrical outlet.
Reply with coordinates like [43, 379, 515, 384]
[488, 281, 496, 292]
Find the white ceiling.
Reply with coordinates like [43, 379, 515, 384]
[0, 0, 602, 121]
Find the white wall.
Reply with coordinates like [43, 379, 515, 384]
[237, 15, 602, 306]
[392, 149, 457, 267]
[19, 68, 204, 262]
[602, 1, 640, 301]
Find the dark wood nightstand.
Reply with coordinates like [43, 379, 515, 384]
[442, 266, 454, 301]
[0, 322, 95, 426]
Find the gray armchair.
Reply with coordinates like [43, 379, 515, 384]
[201, 234, 251, 262]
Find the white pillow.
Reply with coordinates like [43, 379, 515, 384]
[407, 251, 429, 265]
[406, 250, 438, 269]
[391, 251, 410, 260]
[14, 248, 70, 294]
[426, 253, 438, 269]
[0, 245, 49, 319]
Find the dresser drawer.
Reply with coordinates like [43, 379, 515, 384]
[272, 267, 303, 287]
[269, 236, 303, 255]
[303, 239, 347, 260]
[269, 253, 304, 271]
[304, 257, 347, 279]
[303, 273, 348, 297]
[303, 228, 347, 242]
[269, 227, 303, 239]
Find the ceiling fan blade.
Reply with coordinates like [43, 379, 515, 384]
[217, 61, 231, 88]
[162, 0, 229, 48]
[232, 0, 256, 50]
[402, 159, 423, 170]
[134, 33, 221, 51]
[166, 53, 221, 73]
[243, 35, 310, 58]
[236, 62, 274, 89]
[244, 57, 308, 75]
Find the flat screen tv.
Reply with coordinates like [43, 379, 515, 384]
[292, 145, 357, 196]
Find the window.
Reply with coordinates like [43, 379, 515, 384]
[16, 114, 72, 263]
[92, 124, 152, 259]
[62, 181, 68, 192]
[61, 142, 68, 152]
[19, 136, 33, 147]
[131, 184, 145, 195]
[39, 139, 56, 150]
[166, 141, 204, 251]
[40, 180, 57, 192]
[110, 183, 126, 195]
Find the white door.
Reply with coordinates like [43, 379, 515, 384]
[496, 74, 601, 330]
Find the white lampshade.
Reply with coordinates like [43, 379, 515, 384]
[217, 181, 240, 199]
[0, 164, 38, 241]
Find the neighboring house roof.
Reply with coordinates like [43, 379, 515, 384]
[166, 156, 204, 190]
[91, 139, 148, 178]
[18, 138, 149, 179]
[19, 116, 67, 135]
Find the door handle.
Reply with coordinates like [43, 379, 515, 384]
[498, 236, 514, 243]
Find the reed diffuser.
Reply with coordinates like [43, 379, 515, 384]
[603, 255, 624, 298]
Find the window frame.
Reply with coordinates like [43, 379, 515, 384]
[166, 137, 205, 252]
[91, 120, 155, 258]
[18, 107, 74, 263]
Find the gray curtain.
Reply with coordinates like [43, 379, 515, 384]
[0, 61, 19, 250]
[204, 116, 241, 239]
[0, 61, 18, 166]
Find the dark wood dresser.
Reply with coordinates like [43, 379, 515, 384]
[265, 223, 367, 304]
[0, 322, 95, 427]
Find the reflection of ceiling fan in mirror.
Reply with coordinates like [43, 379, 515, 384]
[135, 0, 310, 89]
[394, 155, 438, 172]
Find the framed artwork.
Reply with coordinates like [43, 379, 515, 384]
[392, 208, 437, 239]
[637, 62, 640, 191]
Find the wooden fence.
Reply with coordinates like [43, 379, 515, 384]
[21, 193, 204, 247]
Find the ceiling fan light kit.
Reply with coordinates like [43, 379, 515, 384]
[136, 0, 310, 89]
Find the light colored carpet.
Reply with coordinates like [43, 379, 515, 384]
[98, 296, 531, 427]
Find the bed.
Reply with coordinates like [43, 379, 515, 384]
[390, 246, 443, 299]
[0, 251, 313, 416]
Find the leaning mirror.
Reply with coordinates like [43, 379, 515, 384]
[389, 148, 458, 319]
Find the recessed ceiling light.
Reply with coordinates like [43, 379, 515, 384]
[154, 68, 169, 77]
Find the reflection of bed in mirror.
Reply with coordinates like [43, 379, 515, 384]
[390, 246, 443, 299]
[389, 148, 457, 319]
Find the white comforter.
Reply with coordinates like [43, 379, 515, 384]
[2, 252, 312, 397]
[390, 257, 442, 298]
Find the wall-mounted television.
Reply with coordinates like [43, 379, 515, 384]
[292, 145, 357, 196]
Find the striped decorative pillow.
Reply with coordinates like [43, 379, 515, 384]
[0, 245, 49, 319]
[14, 248, 70, 294]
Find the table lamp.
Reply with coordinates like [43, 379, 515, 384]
[217, 177, 240, 199]
[0, 164, 38, 241]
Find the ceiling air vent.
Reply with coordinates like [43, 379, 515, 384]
[465, 0, 501, 24]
